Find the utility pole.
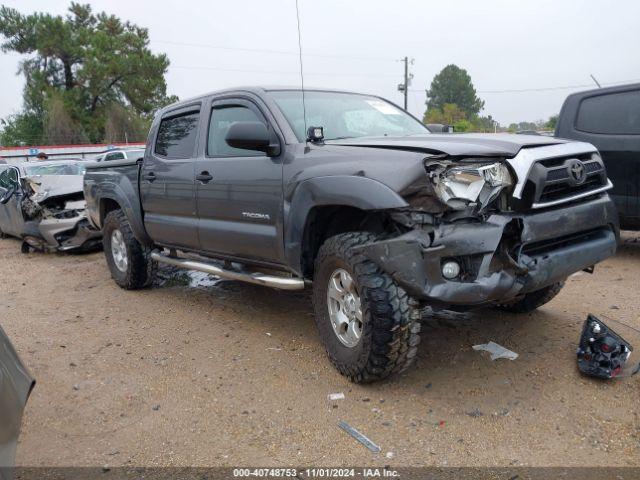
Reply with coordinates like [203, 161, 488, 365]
[397, 57, 414, 110]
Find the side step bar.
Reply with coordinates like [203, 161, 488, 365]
[150, 251, 305, 291]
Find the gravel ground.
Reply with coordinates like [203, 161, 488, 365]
[1, 232, 639, 467]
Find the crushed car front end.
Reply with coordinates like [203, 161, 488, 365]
[21, 175, 102, 252]
[358, 142, 619, 308]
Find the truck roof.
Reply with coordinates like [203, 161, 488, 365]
[563, 82, 640, 101]
[160, 86, 372, 115]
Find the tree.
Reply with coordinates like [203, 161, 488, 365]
[423, 103, 467, 125]
[0, 3, 176, 145]
[546, 114, 559, 130]
[425, 64, 484, 117]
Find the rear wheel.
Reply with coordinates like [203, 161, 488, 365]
[496, 281, 565, 313]
[312, 232, 421, 383]
[103, 210, 156, 289]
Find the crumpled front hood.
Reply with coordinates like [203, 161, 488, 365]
[327, 133, 569, 158]
[24, 175, 84, 204]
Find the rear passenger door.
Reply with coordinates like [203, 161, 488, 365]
[195, 97, 284, 263]
[140, 105, 200, 249]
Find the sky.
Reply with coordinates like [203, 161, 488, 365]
[0, 0, 639, 126]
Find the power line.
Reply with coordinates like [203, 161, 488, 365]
[170, 64, 399, 78]
[153, 39, 395, 62]
[408, 77, 640, 94]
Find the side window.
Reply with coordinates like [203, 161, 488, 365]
[576, 90, 640, 135]
[155, 111, 200, 158]
[105, 152, 125, 161]
[0, 168, 19, 189]
[208, 104, 266, 157]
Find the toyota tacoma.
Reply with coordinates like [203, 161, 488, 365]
[83, 87, 619, 382]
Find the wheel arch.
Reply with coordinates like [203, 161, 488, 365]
[98, 194, 152, 247]
[284, 176, 408, 278]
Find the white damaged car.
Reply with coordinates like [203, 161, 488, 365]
[0, 160, 101, 253]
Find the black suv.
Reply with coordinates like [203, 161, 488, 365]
[556, 83, 640, 229]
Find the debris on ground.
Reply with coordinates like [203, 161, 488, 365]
[472, 341, 519, 360]
[337, 421, 381, 453]
[576, 314, 634, 379]
[327, 392, 345, 401]
[466, 408, 484, 418]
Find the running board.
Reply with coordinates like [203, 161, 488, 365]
[150, 251, 305, 290]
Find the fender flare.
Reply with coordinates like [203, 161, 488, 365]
[284, 175, 408, 275]
[92, 182, 152, 247]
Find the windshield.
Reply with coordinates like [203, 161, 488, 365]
[269, 90, 429, 142]
[23, 162, 85, 176]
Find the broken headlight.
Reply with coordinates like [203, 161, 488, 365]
[429, 161, 513, 211]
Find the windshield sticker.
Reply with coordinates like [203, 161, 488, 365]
[366, 100, 402, 115]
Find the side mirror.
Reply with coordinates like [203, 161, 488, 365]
[0, 187, 15, 205]
[225, 121, 280, 156]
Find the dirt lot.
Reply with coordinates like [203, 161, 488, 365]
[1, 232, 639, 467]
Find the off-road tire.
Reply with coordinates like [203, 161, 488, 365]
[312, 232, 421, 383]
[496, 281, 565, 313]
[103, 210, 156, 290]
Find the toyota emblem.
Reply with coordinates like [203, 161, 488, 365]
[568, 159, 587, 185]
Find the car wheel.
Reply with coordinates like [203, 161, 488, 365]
[312, 232, 421, 383]
[496, 281, 565, 313]
[103, 210, 156, 290]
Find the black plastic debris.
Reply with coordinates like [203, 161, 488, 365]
[577, 314, 633, 379]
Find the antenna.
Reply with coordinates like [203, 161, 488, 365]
[295, 0, 308, 142]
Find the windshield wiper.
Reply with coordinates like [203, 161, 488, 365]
[325, 136, 356, 141]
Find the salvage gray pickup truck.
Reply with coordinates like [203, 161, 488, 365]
[84, 87, 619, 383]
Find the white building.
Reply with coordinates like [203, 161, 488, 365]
[0, 142, 145, 164]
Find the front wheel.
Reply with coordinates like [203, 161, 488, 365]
[312, 232, 421, 383]
[103, 210, 156, 290]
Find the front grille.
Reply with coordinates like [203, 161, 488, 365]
[512, 152, 610, 210]
[539, 176, 603, 203]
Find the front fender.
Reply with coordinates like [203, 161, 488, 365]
[284, 175, 408, 274]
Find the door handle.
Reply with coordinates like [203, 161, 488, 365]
[196, 171, 213, 183]
[143, 172, 156, 182]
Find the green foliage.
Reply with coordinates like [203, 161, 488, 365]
[423, 103, 497, 133]
[425, 64, 485, 117]
[423, 103, 467, 125]
[0, 113, 43, 146]
[0, 3, 176, 146]
[546, 114, 559, 130]
[453, 119, 473, 132]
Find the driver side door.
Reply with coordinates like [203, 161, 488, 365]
[0, 167, 26, 237]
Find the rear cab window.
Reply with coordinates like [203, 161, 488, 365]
[576, 89, 640, 135]
[155, 110, 201, 158]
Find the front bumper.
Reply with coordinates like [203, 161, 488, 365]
[25, 214, 102, 252]
[358, 195, 619, 307]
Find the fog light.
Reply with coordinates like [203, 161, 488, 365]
[442, 260, 461, 279]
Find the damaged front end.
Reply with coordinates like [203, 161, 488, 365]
[18, 175, 101, 252]
[356, 155, 619, 308]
